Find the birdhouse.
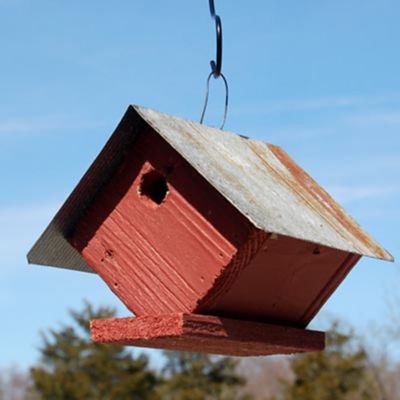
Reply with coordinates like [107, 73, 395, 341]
[28, 105, 393, 357]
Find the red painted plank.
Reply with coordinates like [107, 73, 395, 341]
[70, 127, 258, 316]
[69, 127, 361, 328]
[202, 236, 361, 327]
[91, 313, 325, 357]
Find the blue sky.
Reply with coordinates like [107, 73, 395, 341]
[0, 0, 399, 367]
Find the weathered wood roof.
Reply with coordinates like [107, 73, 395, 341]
[27, 105, 393, 273]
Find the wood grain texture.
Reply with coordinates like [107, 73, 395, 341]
[27, 108, 147, 272]
[28, 104, 392, 277]
[69, 127, 363, 328]
[91, 313, 325, 357]
[70, 127, 258, 317]
[136, 105, 392, 261]
[204, 235, 361, 327]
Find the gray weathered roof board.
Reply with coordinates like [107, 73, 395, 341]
[27, 105, 394, 273]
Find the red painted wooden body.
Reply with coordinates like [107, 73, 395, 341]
[69, 126, 359, 328]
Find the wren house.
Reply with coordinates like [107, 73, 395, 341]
[28, 105, 393, 356]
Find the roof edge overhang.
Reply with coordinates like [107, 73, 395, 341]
[133, 105, 393, 262]
[27, 106, 146, 272]
[27, 105, 394, 273]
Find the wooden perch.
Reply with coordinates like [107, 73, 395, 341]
[91, 313, 325, 357]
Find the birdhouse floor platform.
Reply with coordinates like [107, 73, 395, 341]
[91, 313, 325, 357]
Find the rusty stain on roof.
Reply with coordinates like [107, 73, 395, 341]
[27, 105, 393, 273]
[136, 106, 393, 262]
[266, 145, 389, 261]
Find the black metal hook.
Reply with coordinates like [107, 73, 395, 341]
[208, 0, 222, 78]
[209, 0, 216, 17]
[200, 0, 229, 129]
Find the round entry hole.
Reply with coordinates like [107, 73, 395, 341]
[139, 170, 168, 205]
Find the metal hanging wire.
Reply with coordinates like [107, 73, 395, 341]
[200, 0, 229, 130]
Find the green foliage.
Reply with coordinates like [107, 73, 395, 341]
[282, 322, 378, 400]
[29, 302, 249, 400]
[30, 302, 159, 400]
[158, 351, 250, 400]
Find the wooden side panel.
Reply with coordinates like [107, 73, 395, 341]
[204, 235, 360, 327]
[68, 126, 361, 327]
[69, 127, 256, 316]
[91, 313, 325, 357]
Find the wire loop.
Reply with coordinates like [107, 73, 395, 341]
[200, 72, 229, 130]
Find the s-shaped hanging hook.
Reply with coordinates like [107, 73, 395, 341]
[209, 0, 222, 78]
[200, 0, 229, 129]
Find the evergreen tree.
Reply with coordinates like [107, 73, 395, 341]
[158, 351, 251, 400]
[30, 302, 159, 400]
[282, 322, 379, 400]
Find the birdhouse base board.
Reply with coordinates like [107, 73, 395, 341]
[91, 313, 325, 356]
